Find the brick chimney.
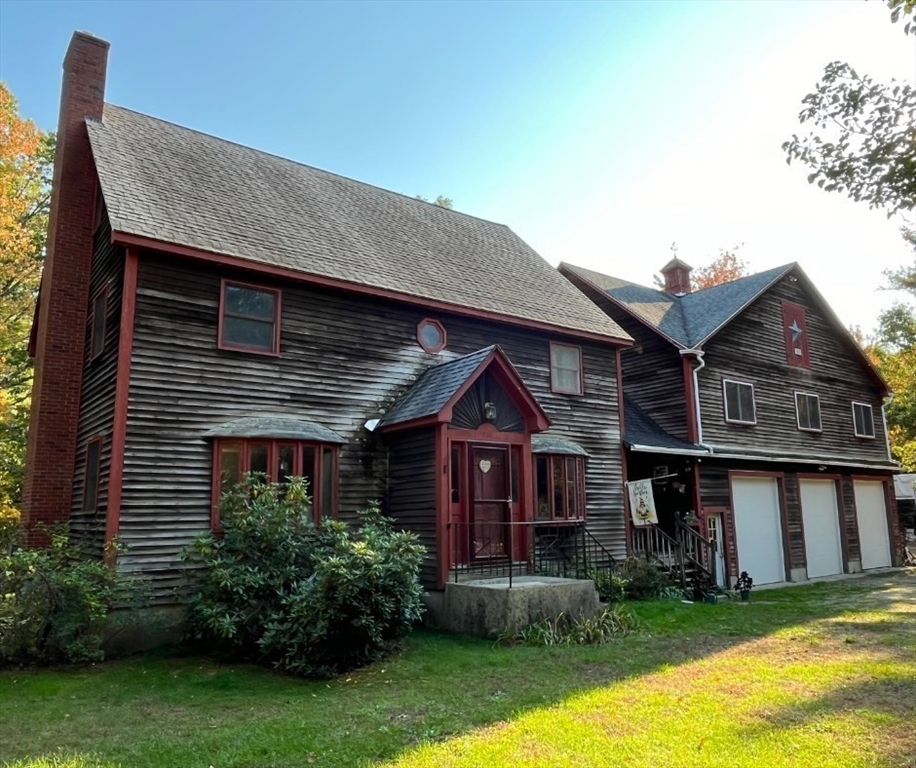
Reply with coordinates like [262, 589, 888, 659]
[660, 257, 692, 296]
[22, 32, 109, 545]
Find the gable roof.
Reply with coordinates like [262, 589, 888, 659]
[560, 262, 792, 348]
[377, 345, 550, 432]
[86, 104, 630, 344]
[561, 261, 888, 394]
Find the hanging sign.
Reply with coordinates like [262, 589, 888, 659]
[478, 459, 492, 474]
[627, 478, 658, 526]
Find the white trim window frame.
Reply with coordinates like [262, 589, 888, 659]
[722, 379, 757, 425]
[852, 401, 876, 439]
[795, 391, 822, 432]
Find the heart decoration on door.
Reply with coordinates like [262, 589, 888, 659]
[478, 460, 492, 474]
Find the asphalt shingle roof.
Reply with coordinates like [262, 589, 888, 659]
[561, 262, 793, 348]
[87, 105, 630, 342]
[377, 347, 495, 429]
[623, 398, 705, 454]
[202, 414, 346, 443]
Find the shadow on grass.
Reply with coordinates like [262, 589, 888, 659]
[1, 571, 914, 768]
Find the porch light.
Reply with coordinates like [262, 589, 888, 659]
[484, 401, 497, 422]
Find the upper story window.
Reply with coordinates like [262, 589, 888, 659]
[218, 280, 280, 355]
[550, 343, 583, 395]
[213, 438, 338, 528]
[723, 379, 756, 424]
[782, 300, 811, 369]
[795, 392, 822, 432]
[89, 286, 108, 361]
[417, 318, 446, 353]
[535, 455, 586, 522]
[852, 402, 876, 438]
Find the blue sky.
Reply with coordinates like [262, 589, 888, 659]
[1, 0, 913, 331]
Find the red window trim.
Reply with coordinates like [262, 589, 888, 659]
[417, 318, 447, 353]
[217, 278, 282, 356]
[535, 454, 586, 523]
[549, 341, 584, 395]
[211, 437, 338, 530]
[82, 436, 103, 512]
[89, 284, 109, 362]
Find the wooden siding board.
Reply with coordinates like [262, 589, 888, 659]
[613, 313, 689, 441]
[70, 218, 124, 557]
[387, 428, 438, 587]
[698, 277, 889, 462]
[121, 254, 625, 600]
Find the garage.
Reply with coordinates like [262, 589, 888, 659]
[799, 478, 844, 578]
[854, 480, 892, 570]
[731, 476, 786, 585]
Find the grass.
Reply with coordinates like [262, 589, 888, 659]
[1, 571, 914, 768]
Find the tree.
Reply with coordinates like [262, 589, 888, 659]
[414, 194, 454, 209]
[782, 2, 916, 469]
[782, 3, 915, 217]
[0, 83, 54, 519]
[691, 249, 749, 290]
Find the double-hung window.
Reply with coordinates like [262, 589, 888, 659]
[218, 280, 281, 354]
[550, 343, 583, 395]
[723, 379, 756, 424]
[852, 402, 876, 438]
[795, 392, 822, 432]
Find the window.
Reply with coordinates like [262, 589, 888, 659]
[417, 318, 446, 353]
[535, 455, 586, 521]
[550, 343, 583, 395]
[218, 280, 280, 354]
[852, 402, 876, 438]
[795, 392, 822, 432]
[213, 439, 338, 525]
[723, 379, 756, 424]
[89, 287, 108, 361]
[82, 438, 102, 512]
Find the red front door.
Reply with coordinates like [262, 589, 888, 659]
[471, 445, 510, 560]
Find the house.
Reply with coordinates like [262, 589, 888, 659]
[560, 257, 904, 587]
[23, 32, 633, 622]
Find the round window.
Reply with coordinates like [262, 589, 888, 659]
[417, 319, 446, 353]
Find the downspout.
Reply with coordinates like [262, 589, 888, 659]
[881, 395, 897, 465]
[679, 348, 712, 453]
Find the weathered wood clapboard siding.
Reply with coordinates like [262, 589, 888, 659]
[603, 305, 688, 441]
[70, 219, 124, 557]
[119, 253, 624, 599]
[387, 428, 438, 586]
[698, 277, 888, 461]
[839, 476, 862, 563]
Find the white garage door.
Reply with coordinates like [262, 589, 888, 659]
[799, 479, 844, 578]
[732, 476, 786, 585]
[854, 480, 892, 570]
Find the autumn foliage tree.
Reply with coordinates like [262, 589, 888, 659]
[0, 83, 54, 519]
[691, 250, 749, 291]
[783, 1, 915, 469]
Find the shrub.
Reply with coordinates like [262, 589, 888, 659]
[590, 568, 631, 602]
[617, 555, 673, 600]
[498, 605, 639, 646]
[0, 527, 148, 666]
[184, 475, 425, 678]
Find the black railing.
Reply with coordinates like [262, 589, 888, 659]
[447, 519, 618, 588]
[630, 520, 716, 589]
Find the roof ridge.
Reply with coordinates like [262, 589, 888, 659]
[685, 262, 796, 297]
[95, 104, 512, 231]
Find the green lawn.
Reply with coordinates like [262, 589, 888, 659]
[1, 571, 914, 768]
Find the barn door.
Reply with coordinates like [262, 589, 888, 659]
[471, 445, 510, 560]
